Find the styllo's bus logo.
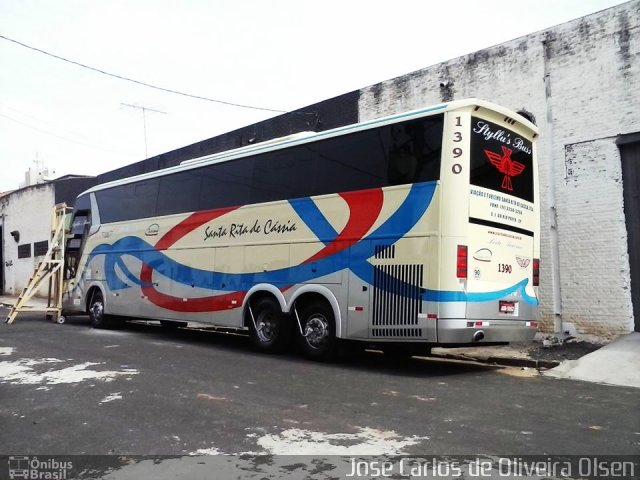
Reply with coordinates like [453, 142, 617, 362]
[484, 146, 526, 192]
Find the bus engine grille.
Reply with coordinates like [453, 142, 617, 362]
[372, 264, 424, 338]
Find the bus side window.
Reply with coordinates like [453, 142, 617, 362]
[71, 214, 89, 235]
[387, 117, 443, 186]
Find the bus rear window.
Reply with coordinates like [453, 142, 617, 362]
[469, 117, 533, 203]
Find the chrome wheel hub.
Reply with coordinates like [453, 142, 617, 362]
[256, 312, 277, 343]
[304, 315, 329, 349]
[91, 301, 104, 320]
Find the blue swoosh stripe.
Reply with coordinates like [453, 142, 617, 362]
[423, 279, 538, 305]
[288, 197, 338, 245]
[87, 180, 536, 306]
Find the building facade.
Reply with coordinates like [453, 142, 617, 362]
[0, 176, 95, 297]
[358, 1, 640, 339]
[2, 2, 638, 339]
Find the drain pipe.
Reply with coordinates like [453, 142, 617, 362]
[0, 212, 4, 296]
[542, 34, 563, 334]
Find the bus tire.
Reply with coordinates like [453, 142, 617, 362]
[296, 301, 337, 360]
[250, 297, 291, 353]
[88, 290, 117, 329]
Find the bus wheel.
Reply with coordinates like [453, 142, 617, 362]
[88, 290, 115, 329]
[250, 298, 291, 353]
[297, 301, 337, 360]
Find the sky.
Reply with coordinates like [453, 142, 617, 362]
[0, 0, 629, 192]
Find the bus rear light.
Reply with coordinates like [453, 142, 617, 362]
[526, 321, 538, 328]
[456, 245, 468, 278]
[533, 258, 540, 286]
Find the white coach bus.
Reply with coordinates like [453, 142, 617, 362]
[62, 98, 540, 359]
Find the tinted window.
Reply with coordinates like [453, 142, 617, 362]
[199, 158, 253, 210]
[74, 194, 91, 212]
[470, 117, 533, 202]
[252, 149, 314, 203]
[95, 114, 444, 222]
[310, 128, 387, 194]
[97, 178, 159, 223]
[387, 118, 443, 185]
[71, 215, 89, 235]
[263, 115, 444, 197]
[157, 170, 202, 216]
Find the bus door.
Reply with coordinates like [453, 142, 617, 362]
[65, 194, 93, 283]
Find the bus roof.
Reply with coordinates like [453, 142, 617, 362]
[80, 98, 538, 196]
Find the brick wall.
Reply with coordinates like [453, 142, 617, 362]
[359, 1, 640, 339]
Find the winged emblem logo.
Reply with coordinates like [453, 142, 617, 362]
[516, 256, 531, 268]
[484, 146, 526, 191]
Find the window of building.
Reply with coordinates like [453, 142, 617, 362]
[17, 244, 31, 259]
[34, 240, 49, 256]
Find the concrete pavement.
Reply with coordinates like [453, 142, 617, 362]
[2, 294, 638, 388]
[1, 308, 639, 457]
[545, 332, 640, 388]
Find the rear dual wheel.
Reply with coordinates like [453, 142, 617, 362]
[296, 301, 337, 360]
[249, 298, 338, 360]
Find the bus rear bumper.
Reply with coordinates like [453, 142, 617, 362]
[437, 318, 537, 344]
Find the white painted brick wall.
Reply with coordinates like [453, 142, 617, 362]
[359, 1, 640, 338]
[0, 184, 55, 297]
[559, 140, 632, 336]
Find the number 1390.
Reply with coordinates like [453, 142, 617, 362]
[498, 264, 512, 274]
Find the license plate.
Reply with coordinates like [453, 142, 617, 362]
[499, 301, 517, 314]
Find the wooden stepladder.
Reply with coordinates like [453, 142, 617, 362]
[5, 203, 72, 325]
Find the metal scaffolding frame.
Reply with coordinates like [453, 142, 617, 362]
[5, 203, 71, 325]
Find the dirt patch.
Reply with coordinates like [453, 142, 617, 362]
[528, 340, 602, 362]
[498, 366, 539, 378]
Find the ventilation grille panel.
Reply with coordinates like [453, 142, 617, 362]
[372, 263, 424, 338]
[372, 328, 422, 338]
[374, 244, 396, 259]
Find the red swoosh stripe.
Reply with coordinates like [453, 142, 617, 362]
[138, 189, 383, 313]
[140, 207, 242, 312]
[304, 188, 383, 263]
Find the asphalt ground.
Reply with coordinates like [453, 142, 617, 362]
[1, 306, 639, 460]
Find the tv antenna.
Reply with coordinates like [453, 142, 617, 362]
[121, 103, 166, 158]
